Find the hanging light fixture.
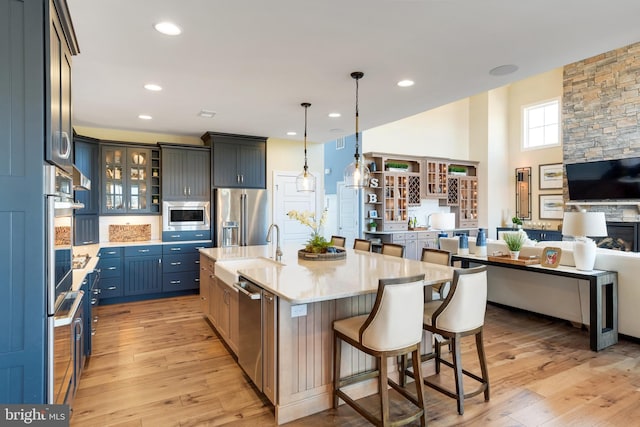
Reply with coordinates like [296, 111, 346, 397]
[344, 71, 370, 188]
[296, 102, 316, 192]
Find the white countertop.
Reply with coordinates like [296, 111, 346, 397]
[200, 244, 454, 304]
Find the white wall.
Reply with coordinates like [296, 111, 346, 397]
[362, 99, 470, 159]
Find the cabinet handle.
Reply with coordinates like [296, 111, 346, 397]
[171, 234, 181, 238]
[265, 294, 273, 303]
[188, 187, 191, 196]
[106, 251, 117, 255]
[107, 266, 117, 270]
[92, 289, 100, 295]
[195, 278, 199, 282]
[171, 262, 182, 266]
[183, 186, 187, 196]
[241, 175, 244, 183]
[82, 241, 94, 244]
[170, 280, 181, 285]
[237, 174, 240, 183]
[170, 248, 181, 251]
[195, 260, 200, 264]
[91, 298, 98, 305]
[158, 258, 162, 265]
[138, 249, 150, 253]
[106, 286, 117, 290]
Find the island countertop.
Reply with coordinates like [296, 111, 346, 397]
[199, 244, 454, 304]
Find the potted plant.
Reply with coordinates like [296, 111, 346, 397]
[368, 220, 377, 232]
[511, 216, 523, 229]
[503, 232, 526, 259]
[385, 162, 409, 172]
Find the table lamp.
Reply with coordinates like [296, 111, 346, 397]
[561, 211, 607, 271]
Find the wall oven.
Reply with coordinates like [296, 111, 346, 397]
[163, 201, 210, 232]
[45, 165, 84, 403]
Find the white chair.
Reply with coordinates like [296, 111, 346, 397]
[421, 266, 490, 415]
[333, 274, 427, 426]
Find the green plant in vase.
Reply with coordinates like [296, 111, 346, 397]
[287, 209, 330, 253]
[368, 220, 377, 231]
[503, 232, 526, 259]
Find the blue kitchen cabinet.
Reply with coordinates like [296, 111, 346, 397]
[162, 242, 211, 292]
[74, 215, 100, 246]
[96, 247, 124, 299]
[74, 136, 100, 215]
[0, 0, 78, 403]
[202, 132, 267, 189]
[123, 245, 163, 296]
[160, 145, 211, 201]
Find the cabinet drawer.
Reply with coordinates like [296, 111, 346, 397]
[163, 253, 199, 273]
[98, 247, 122, 258]
[385, 223, 409, 231]
[124, 245, 162, 257]
[163, 271, 200, 292]
[162, 230, 211, 242]
[392, 233, 406, 243]
[97, 258, 122, 278]
[99, 277, 123, 298]
[163, 242, 212, 255]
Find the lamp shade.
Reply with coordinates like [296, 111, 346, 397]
[430, 212, 456, 230]
[562, 211, 607, 238]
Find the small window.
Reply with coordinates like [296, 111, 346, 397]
[336, 137, 345, 150]
[522, 98, 560, 150]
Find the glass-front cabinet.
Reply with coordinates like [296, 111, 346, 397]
[383, 173, 409, 230]
[101, 144, 160, 214]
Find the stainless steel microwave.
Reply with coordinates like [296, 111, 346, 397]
[162, 201, 210, 231]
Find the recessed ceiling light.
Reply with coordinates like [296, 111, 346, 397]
[397, 79, 415, 87]
[489, 64, 519, 76]
[328, 112, 341, 118]
[198, 110, 216, 118]
[154, 21, 182, 36]
[138, 114, 152, 120]
[287, 131, 297, 136]
[144, 83, 162, 91]
[330, 128, 344, 133]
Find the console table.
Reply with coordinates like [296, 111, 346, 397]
[452, 254, 618, 352]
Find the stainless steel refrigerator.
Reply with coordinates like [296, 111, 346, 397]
[214, 189, 268, 247]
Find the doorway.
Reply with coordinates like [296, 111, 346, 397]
[273, 171, 319, 245]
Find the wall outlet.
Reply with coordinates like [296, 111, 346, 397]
[291, 304, 307, 318]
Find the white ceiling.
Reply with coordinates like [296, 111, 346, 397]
[67, 0, 640, 144]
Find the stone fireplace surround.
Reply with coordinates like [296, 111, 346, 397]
[563, 41, 640, 234]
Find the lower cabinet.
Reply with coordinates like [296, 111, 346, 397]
[263, 290, 277, 404]
[199, 254, 239, 355]
[124, 245, 163, 296]
[214, 277, 239, 355]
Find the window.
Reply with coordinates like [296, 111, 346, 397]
[335, 137, 345, 150]
[522, 98, 560, 149]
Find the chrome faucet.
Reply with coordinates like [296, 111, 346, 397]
[266, 223, 282, 261]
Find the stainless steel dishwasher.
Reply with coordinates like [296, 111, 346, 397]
[234, 276, 263, 390]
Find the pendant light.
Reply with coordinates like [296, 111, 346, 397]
[344, 71, 370, 188]
[296, 102, 316, 192]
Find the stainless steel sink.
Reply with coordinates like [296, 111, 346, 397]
[215, 257, 281, 286]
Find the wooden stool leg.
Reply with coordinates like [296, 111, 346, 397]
[434, 339, 442, 374]
[451, 336, 465, 415]
[475, 329, 490, 401]
[333, 334, 341, 409]
[399, 354, 407, 387]
[379, 354, 390, 425]
[411, 345, 426, 427]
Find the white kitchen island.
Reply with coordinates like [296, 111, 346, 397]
[199, 243, 454, 425]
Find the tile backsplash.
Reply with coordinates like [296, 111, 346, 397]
[99, 215, 161, 242]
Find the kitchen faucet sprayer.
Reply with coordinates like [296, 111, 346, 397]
[266, 224, 282, 261]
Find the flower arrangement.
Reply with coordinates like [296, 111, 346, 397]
[287, 209, 330, 253]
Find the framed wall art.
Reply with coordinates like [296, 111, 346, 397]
[539, 163, 563, 189]
[539, 194, 564, 219]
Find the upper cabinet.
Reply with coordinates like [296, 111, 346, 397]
[364, 153, 421, 232]
[160, 145, 210, 201]
[442, 162, 479, 228]
[47, 0, 78, 173]
[423, 159, 449, 199]
[73, 135, 100, 215]
[201, 132, 267, 189]
[100, 144, 161, 215]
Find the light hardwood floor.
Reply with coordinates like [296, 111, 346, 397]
[72, 295, 640, 426]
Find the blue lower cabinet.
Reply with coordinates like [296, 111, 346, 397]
[99, 277, 123, 298]
[162, 271, 200, 292]
[124, 255, 163, 296]
[163, 253, 200, 273]
[162, 230, 211, 242]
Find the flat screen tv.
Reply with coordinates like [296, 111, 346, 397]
[566, 158, 640, 200]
